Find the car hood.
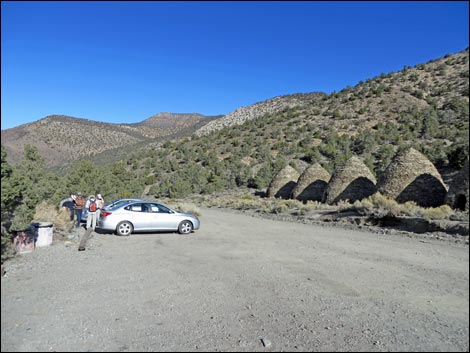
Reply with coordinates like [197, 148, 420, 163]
[177, 212, 198, 219]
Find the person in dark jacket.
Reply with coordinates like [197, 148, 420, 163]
[60, 195, 75, 221]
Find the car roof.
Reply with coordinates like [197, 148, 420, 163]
[113, 200, 173, 209]
[108, 198, 143, 203]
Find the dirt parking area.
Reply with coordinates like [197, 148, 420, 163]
[1, 207, 469, 352]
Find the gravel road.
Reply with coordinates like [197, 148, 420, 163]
[1, 207, 469, 352]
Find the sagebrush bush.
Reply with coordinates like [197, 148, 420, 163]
[270, 203, 289, 214]
[420, 205, 453, 220]
[401, 201, 421, 217]
[32, 201, 58, 223]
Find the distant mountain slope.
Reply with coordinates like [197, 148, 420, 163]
[1, 113, 218, 167]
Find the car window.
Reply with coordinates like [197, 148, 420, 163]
[150, 203, 171, 213]
[149, 204, 160, 213]
[125, 203, 144, 212]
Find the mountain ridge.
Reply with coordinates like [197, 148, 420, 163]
[1, 113, 219, 167]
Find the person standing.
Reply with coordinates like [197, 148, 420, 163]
[85, 195, 98, 231]
[60, 195, 75, 221]
[96, 193, 105, 222]
[74, 192, 85, 228]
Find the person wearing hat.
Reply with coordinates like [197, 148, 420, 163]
[96, 193, 105, 222]
[85, 195, 99, 231]
[74, 192, 85, 228]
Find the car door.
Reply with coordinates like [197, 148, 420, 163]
[147, 203, 179, 230]
[124, 203, 152, 231]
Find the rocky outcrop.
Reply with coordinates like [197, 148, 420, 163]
[194, 93, 325, 137]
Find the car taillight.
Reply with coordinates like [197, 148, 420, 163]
[101, 211, 112, 217]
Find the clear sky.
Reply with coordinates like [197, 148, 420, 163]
[1, 1, 468, 130]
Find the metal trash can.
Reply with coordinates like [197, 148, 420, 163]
[12, 226, 36, 254]
[32, 222, 54, 247]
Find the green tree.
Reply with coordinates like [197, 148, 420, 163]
[11, 145, 59, 230]
[1, 145, 22, 260]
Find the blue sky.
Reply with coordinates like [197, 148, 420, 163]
[1, 1, 468, 130]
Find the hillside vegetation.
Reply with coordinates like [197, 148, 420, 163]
[127, 49, 469, 198]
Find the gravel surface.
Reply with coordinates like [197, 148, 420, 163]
[1, 207, 469, 352]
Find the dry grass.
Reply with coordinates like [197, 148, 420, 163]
[32, 201, 58, 223]
[54, 208, 75, 235]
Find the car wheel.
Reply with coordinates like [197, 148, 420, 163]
[116, 221, 133, 236]
[178, 220, 193, 234]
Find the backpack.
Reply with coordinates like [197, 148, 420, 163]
[75, 196, 85, 209]
[89, 200, 97, 212]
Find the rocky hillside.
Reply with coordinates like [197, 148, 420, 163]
[1, 113, 218, 167]
[196, 51, 468, 140]
[194, 92, 326, 137]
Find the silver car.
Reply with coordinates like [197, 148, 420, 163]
[98, 200, 200, 236]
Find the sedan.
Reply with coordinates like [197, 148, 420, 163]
[98, 200, 200, 236]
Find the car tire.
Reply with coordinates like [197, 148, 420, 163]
[116, 221, 133, 236]
[178, 220, 193, 234]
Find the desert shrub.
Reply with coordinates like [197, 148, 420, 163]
[336, 199, 355, 212]
[420, 205, 454, 220]
[352, 193, 401, 217]
[401, 201, 422, 217]
[32, 201, 57, 223]
[352, 193, 455, 220]
[295, 201, 334, 214]
[301, 200, 329, 211]
[352, 198, 374, 215]
[270, 203, 289, 214]
[283, 199, 303, 208]
[231, 198, 263, 210]
[53, 208, 75, 237]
